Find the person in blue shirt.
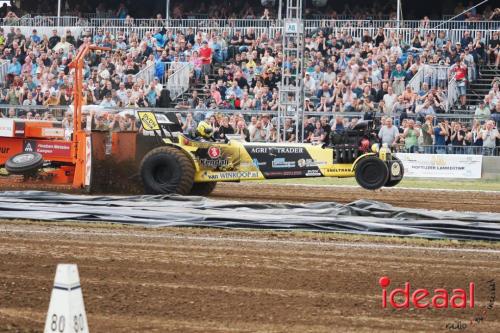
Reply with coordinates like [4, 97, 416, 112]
[434, 120, 448, 154]
[7, 57, 21, 76]
[30, 29, 41, 44]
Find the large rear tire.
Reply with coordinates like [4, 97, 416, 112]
[384, 157, 404, 187]
[140, 146, 194, 195]
[5, 152, 44, 175]
[190, 182, 217, 196]
[355, 156, 389, 190]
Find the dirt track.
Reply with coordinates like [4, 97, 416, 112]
[0, 222, 499, 333]
[213, 183, 500, 212]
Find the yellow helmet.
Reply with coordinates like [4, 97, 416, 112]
[196, 121, 213, 139]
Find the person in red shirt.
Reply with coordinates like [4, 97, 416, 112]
[199, 41, 213, 89]
[452, 60, 468, 107]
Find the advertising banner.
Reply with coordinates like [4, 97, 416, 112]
[395, 153, 482, 179]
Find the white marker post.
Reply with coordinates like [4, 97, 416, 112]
[44, 264, 89, 333]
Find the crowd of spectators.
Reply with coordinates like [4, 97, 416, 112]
[0, 5, 498, 154]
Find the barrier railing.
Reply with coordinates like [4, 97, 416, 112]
[2, 106, 496, 146]
[408, 65, 450, 95]
[0, 25, 495, 46]
[165, 62, 191, 100]
[5, 16, 498, 30]
[447, 75, 459, 112]
[133, 61, 190, 100]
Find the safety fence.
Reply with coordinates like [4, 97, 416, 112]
[3, 16, 499, 31]
[0, 104, 488, 126]
[407, 65, 450, 92]
[134, 61, 190, 100]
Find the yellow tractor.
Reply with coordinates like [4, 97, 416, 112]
[137, 112, 403, 196]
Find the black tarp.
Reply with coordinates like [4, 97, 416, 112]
[0, 191, 499, 241]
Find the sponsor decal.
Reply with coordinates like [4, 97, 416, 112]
[271, 158, 296, 168]
[391, 162, 401, 176]
[138, 111, 160, 131]
[264, 170, 304, 177]
[23, 140, 72, 158]
[249, 146, 304, 154]
[0, 147, 10, 154]
[305, 169, 322, 177]
[208, 146, 221, 159]
[205, 171, 259, 180]
[298, 158, 326, 168]
[24, 140, 35, 152]
[200, 158, 229, 168]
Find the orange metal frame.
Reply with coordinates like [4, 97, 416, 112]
[68, 44, 111, 189]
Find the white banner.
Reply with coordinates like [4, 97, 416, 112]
[395, 153, 482, 179]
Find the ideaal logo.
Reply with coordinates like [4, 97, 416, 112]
[379, 276, 475, 309]
[380, 277, 496, 331]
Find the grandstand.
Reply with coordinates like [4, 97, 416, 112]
[0, 0, 499, 155]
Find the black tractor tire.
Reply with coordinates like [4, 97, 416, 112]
[190, 182, 217, 196]
[5, 152, 44, 175]
[354, 156, 389, 190]
[140, 146, 194, 195]
[385, 157, 404, 187]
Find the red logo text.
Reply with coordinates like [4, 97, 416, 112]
[380, 276, 475, 309]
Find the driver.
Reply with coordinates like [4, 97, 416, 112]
[194, 121, 215, 141]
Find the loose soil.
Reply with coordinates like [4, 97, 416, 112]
[0, 222, 499, 333]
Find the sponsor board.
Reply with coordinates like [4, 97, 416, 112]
[395, 153, 482, 179]
[0, 118, 14, 137]
[24, 140, 72, 159]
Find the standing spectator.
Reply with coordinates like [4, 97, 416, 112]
[199, 41, 212, 88]
[378, 118, 399, 149]
[434, 120, 448, 154]
[403, 119, 420, 153]
[451, 60, 468, 108]
[481, 120, 500, 156]
[48, 30, 61, 50]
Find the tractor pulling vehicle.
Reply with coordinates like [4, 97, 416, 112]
[0, 44, 403, 195]
[136, 112, 403, 195]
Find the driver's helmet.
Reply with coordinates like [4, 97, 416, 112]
[196, 121, 213, 139]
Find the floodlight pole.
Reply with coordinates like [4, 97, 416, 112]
[396, 0, 401, 30]
[57, 0, 61, 26]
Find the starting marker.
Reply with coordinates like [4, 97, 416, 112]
[44, 264, 89, 333]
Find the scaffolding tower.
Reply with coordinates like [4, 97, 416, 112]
[278, 0, 304, 142]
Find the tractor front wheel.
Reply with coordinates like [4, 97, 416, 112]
[354, 156, 389, 190]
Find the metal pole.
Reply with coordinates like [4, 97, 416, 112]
[396, 0, 400, 31]
[166, 0, 170, 20]
[278, 0, 282, 21]
[434, 0, 489, 29]
[57, 0, 61, 26]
